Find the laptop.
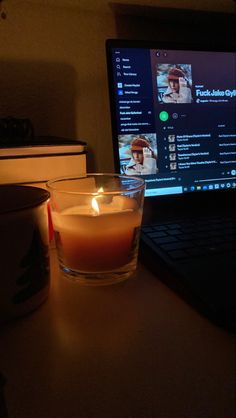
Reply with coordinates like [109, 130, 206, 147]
[106, 39, 236, 333]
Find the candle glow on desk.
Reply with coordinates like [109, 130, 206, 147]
[52, 194, 142, 273]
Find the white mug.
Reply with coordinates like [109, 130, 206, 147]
[0, 185, 50, 323]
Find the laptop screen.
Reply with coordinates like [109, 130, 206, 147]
[106, 39, 236, 197]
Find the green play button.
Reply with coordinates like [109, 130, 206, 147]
[159, 111, 169, 122]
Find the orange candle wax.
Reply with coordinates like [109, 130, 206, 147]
[52, 196, 142, 272]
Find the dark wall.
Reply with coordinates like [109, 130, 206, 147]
[110, 4, 236, 50]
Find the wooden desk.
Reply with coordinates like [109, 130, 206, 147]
[0, 250, 235, 418]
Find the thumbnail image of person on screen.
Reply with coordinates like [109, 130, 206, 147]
[162, 67, 192, 103]
[125, 136, 157, 175]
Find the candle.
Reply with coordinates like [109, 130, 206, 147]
[51, 195, 142, 272]
[47, 173, 145, 284]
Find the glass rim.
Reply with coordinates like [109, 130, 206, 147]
[46, 173, 145, 196]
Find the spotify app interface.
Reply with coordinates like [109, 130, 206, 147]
[109, 46, 236, 196]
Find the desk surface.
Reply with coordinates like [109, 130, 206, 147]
[0, 249, 235, 418]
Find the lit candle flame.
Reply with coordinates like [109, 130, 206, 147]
[91, 187, 104, 214]
[91, 197, 100, 214]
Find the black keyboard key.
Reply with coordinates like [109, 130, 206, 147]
[167, 223, 181, 229]
[168, 250, 188, 259]
[195, 237, 223, 246]
[181, 227, 196, 233]
[178, 234, 195, 241]
[152, 225, 168, 231]
[142, 226, 154, 233]
[192, 231, 213, 239]
[167, 229, 182, 236]
[160, 241, 195, 251]
[186, 247, 207, 257]
[153, 236, 179, 245]
[148, 231, 167, 238]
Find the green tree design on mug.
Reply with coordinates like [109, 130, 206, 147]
[13, 228, 50, 304]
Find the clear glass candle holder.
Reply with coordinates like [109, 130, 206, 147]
[47, 174, 145, 285]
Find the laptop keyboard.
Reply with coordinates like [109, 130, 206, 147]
[141, 214, 236, 261]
